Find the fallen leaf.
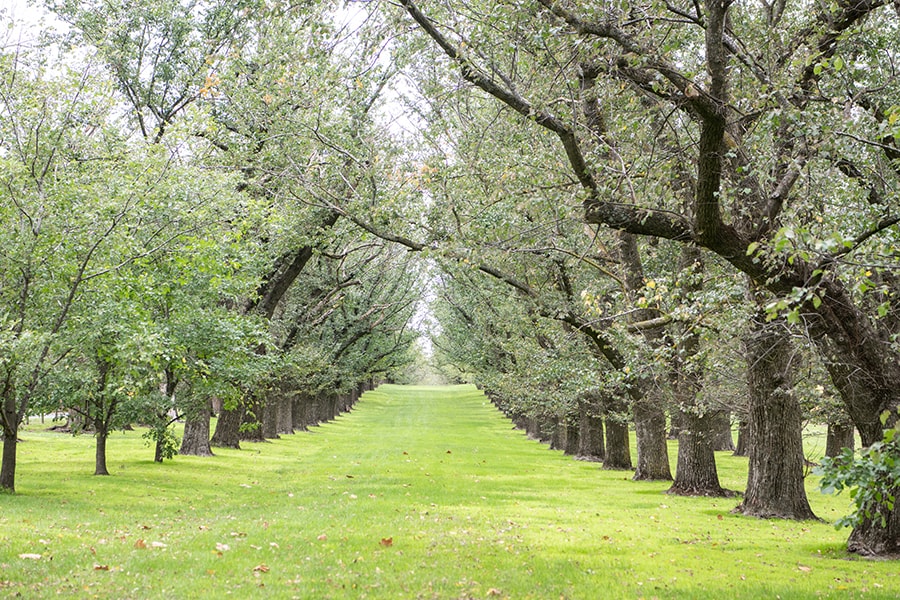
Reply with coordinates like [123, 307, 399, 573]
[446, 450, 452, 454]
[317, 534, 327, 541]
[402, 451, 408, 455]
[89, 547, 96, 555]
[215, 543, 230, 552]
[140, 525, 152, 530]
[253, 564, 269, 573]
[380, 537, 393, 547]
[487, 589, 502, 596]
[346, 475, 354, 479]
[150, 541, 167, 549]
[716, 514, 724, 520]
[133, 540, 147, 549]
[93, 564, 109, 571]
[18, 554, 41, 560]
[798, 565, 812, 572]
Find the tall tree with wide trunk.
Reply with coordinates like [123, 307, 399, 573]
[737, 311, 816, 519]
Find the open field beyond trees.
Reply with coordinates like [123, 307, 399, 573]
[2, 385, 898, 599]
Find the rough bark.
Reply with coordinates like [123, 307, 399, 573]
[549, 417, 565, 451]
[262, 396, 278, 440]
[564, 418, 580, 455]
[847, 493, 900, 556]
[668, 246, 726, 495]
[276, 392, 294, 435]
[825, 423, 855, 458]
[210, 403, 242, 449]
[292, 395, 309, 432]
[576, 397, 605, 460]
[734, 421, 750, 457]
[735, 315, 817, 520]
[603, 417, 633, 470]
[711, 411, 736, 452]
[633, 402, 672, 480]
[616, 232, 671, 481]
[669, 411, 733, 497]
[180, 398, 214, 457]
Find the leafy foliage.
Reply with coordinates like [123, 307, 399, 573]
[818, 412, 900, 529]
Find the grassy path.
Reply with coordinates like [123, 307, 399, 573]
[2, 384, 899, 598]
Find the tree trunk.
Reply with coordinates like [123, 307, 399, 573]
[0, 420, 17, 493]
[734, 421, 750, 456]
[810, 279, 899, 446]
[633, 402, 672, 480]
[667, 251, 726, 495]
[276, 392, 294, 435]
[211, 404, 242, 449]
[735, 314, 816, 520]
[847, 492, 900, 555]
[306, 397, 321, 428]
[711, 410, 735, 451]
[549, 416, 564, 451]
[668, 410, 684, 440]
[512, 414, 527, 431]
[95, 427, 110, 476]
[181, 398, 213, 457]
[668, 410, 732, 497]
[240, 397, 266, 442]
[576, 398, 604, 460]
[564, 418, 579, 455]
[603, 417, 633, 470]
[616, 232, 671, 481]
[262, 395, 278, 439]
[292, 395, 309, 432]
[825, 423, 855, 458]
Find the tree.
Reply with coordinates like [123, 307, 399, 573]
[0, 46, 226, 489]
[393, 0, 900, 552]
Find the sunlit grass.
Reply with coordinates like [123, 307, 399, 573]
[1, 384, 897, 599]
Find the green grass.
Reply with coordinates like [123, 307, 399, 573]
[1, 384, 898, 599]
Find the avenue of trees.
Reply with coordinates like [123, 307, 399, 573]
[2, 0, 899, 557]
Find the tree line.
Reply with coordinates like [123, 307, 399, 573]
[1, 0, 899, 558]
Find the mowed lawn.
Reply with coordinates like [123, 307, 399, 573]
[1, 384, 898, 599]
